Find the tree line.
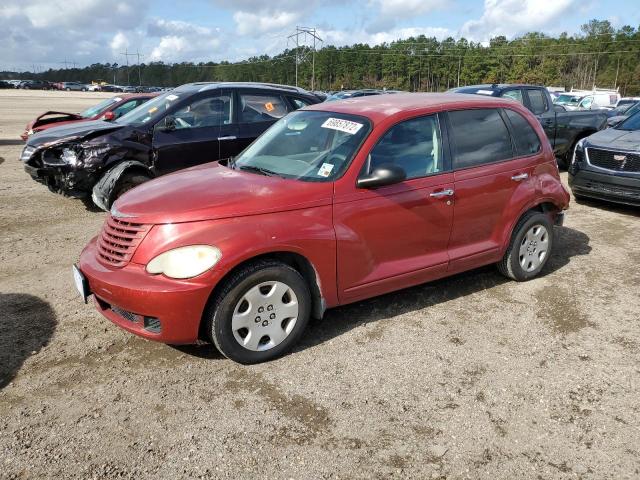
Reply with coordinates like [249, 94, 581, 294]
[2, 20, 639, 95]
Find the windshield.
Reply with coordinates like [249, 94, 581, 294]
[116, 91, 180, 125]
[233, 110, 371, 182]
[621, 102, 640, 117]
[79, 97, 121, 118]
[555, 94, 582, 105]
[616, 110, 640, 131]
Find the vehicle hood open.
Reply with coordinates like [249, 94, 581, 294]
[26, 120, 123, 147]
[111, 162, 334, 224]
[586, 128, 640, 150]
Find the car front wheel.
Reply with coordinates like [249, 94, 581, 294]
[498, 211, 554, 281]
[205, 260, 311, 364]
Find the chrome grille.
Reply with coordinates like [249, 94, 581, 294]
[587, 148, 640, 173]
[97, 215, 151, 268]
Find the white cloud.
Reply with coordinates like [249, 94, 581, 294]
[460, 0, 578, 41]
[366, 0, 448, 33]
[110, 32, 130, 53]
[321, 26, 452, 46]
[147, 19, 222, 62]
[233, 10, 301, 36]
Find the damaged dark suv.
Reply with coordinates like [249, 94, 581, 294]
[21, 82, 321, 210]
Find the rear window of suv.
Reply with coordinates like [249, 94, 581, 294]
[504, 109, 541, 156]
[448, 108, 514, 169]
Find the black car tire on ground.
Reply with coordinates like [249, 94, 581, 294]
[110, 172, 151, 207]
[498, 211, 554, 281]
[205, 260, 311, 364]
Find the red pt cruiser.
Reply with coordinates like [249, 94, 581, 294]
[75, 93, 570, 363]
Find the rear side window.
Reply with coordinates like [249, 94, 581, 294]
[368, 115, 443, 179]
[504, 109, 541, 156]
[239, 93, 289, 123]
[448, 109, 513, 169]
[290, 97, 311, 109]
[501, 89, 524, 104]
[527, 89, 547, 114]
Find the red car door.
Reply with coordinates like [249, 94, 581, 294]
[333, 114, 454, 303]
[445, 107, 541, 273]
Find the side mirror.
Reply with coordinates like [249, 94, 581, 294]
[553, 104, 566, 112]
[357, 164, 406, 189]
[158, 115, 176, 132]
[102, 111, 115, 121]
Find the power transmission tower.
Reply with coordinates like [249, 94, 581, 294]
[120, 49, 144, 86]
[287, 26, 323, 89]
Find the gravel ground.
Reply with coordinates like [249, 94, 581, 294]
[1, 90, 639, 480]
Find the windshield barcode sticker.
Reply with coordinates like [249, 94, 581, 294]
[321, 118, 363, 135]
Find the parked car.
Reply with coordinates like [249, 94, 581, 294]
[99, 84, 122, 92]
[325, 89, 388, 101]
[574, 93, 619, 111]
[21, 82, 320, 209]
[73, 93, 569, 363]
[607, 101, 640, 127]
[0, 80, 12, 89]
[569, 110, 640, 206]
[18, 79, 52, 90]
[61, 82, 89, 91]
[6, 80, 23, 88]
[615, 97, 640, 109]
[87, 84, 102, 92]
[121, 85, 137, 93]
[449, 84, 608, 168]
[20, 93, 158, 140]
[554, 93, 584, 109]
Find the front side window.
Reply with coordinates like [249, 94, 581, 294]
[579, 97, 593, 109]
[501, 89, 524, 104]
[112, 99, 140, 119]
[234, 110, 371, 181]
[290, 97, 311, 109]
[170, 94, 232, 129]
[448, 108, 513, 169]
[527, 89, 547, 114]
[367, 115, 443, 179]
[79, 97, 120, 118]
[504, 109, 541, 156]
[239, 93, 288, 123]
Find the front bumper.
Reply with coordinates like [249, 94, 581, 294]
[79, 239, 216, 344]
[24, 163, 97, 197]
[569, 169, 640, 206]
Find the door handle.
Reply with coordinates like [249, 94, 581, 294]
[430, 189, 454, 198]
[217, 136, 237, 141]
[511, 173, 529, 181]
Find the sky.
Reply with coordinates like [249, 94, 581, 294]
[0, 0, 638, 71]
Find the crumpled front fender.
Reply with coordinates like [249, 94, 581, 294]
[92, 160, 152, 211]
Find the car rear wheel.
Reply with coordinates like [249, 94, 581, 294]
[498, 211, 554, 281]
[205, 260, 311, 364]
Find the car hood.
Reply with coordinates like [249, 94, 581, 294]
[112, 162, 334, 224]
[26, 119, 123, 147]
[586, 128, 640, 150]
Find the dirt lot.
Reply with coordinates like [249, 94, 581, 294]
[1, 90, 639, 479]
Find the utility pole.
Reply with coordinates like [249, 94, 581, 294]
[120, 49, 143, 86]
[287, 26, 323, 88]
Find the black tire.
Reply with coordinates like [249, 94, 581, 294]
[204, 260, 311, 364]
[498, 211, 554, 281]
[110, 172, 150, 205]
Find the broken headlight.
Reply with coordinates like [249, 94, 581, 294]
[81, 145, 113, 166]
[20, 145, 36, 162]
[60, 148, 79, 166]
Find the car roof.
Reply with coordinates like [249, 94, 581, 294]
[305, 92, 525, 124]
[173, 81, 314, 96]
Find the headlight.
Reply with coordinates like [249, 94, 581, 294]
[20, 146, 36, 162]
[146, 245, 222, 279]
[82, 145, 113, 165]
[61, 148, 79, 165]
[27, 129, 34, 136]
